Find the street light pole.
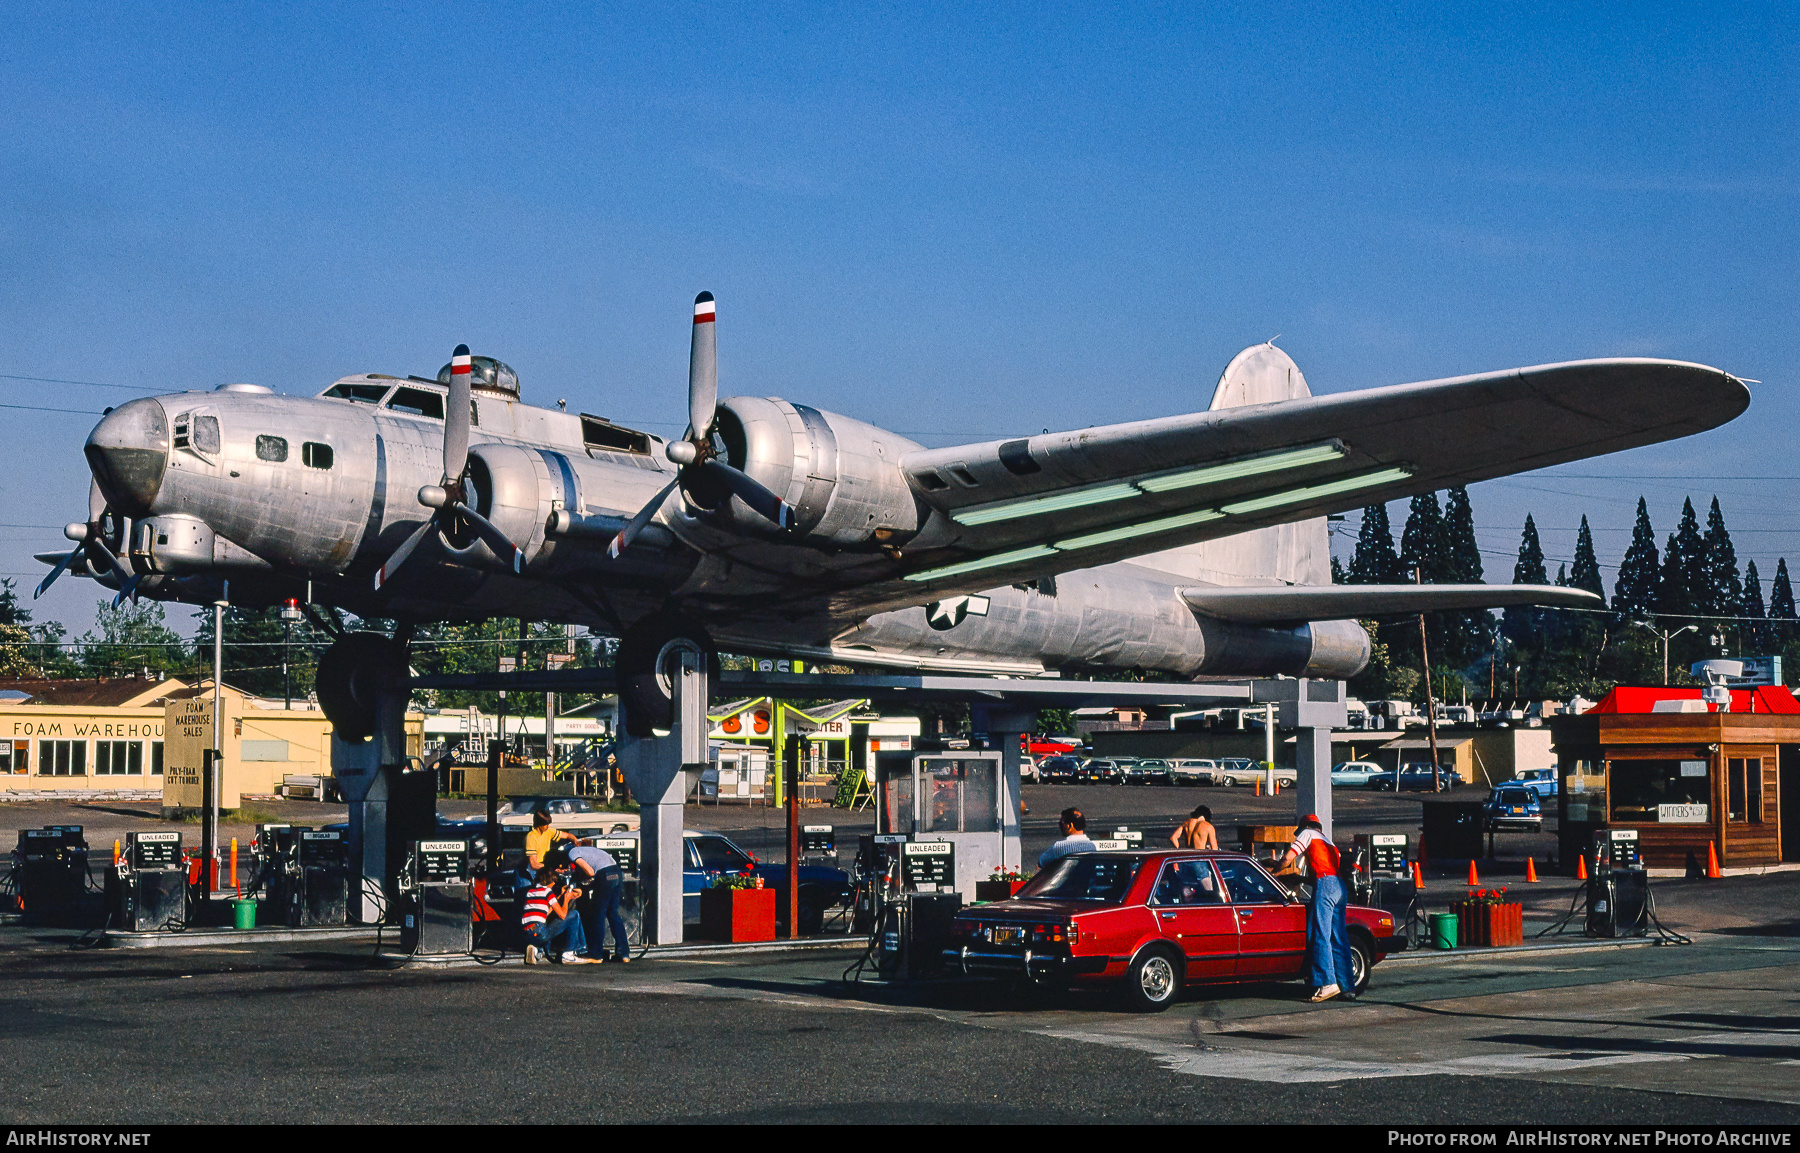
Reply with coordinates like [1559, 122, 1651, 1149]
[1635, 621, 1698, 685]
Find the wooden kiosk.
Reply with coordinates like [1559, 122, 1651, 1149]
[1550, 686, 1798, 871]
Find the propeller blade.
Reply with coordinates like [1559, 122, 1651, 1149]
[608, 476, 682, 559]
[449, 503, 523, 573]
[35, 546, 79, 599]
[688, 292, 717, 442]
[85, 537, 135, 586]
[373, 519, 437, 590]
[444, 344, 472, 485]
[87, 478, 106, 525]
[698, 459, 794, 530]
[112, 574, 142, 609]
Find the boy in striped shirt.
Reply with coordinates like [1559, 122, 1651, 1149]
[521, 868, 596, 965]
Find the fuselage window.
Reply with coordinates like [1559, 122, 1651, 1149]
[173, 414, 189, 450]
[386, 387, 446, 419]
[192, 415, 220, 455]
[255, 435, 288, 462]
[302, 442, 334, 470]
[323, 383, 391, 405]
[580, 415, 652, 455]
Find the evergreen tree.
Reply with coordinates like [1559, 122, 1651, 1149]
[0, 579, 30, 628]
[1398, 492, 1446, 582]
[1743, 560, 1768, 653]
[1501, 514, 1548, 646]
[1655, 498, 1705, 619]
[1331, 554, 1347, 585]
[1771, 559, 1797, 647]
[1571, 516, 1605, 597]
[1700, 497, 1742, 618]
[1612, 498, 1660, 621]
[1437, 486, 1490, 666]
[1555, 563, 1568, 585]
[1347, 503, 1400, 584]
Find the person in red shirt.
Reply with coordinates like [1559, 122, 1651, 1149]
[1279, 815, 1353, 1002]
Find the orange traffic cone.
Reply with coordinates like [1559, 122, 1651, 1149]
[1575, 854, 1588, 880]
[1412, 861, 1425, 890]
[1525, 857, 1538, 883]
[1467, 860, 1480, 886]
[1706, 841, 1722, 879]
[1255, 776, 1261, 796]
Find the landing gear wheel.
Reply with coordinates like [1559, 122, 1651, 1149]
[315, 631, 408, 743]
[617, 614, 722, 738]
[1348, 938, 1372, 995]
[1121, 946, 1183, 1012]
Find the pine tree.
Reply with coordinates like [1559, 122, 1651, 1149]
[1399, 492, 1445, 582]
[1501, 514, 1548, 647]
[1437, 486, 1490, 666]
[1700, 497, 1742, 618]
[1771, 559, 1797, 647]
[1655, 499, 1706, 619]
[1347, 503, 1400, 584]
[1331, 555, 1347, 584]
[1743, 560, 1768, 653]
[1571, 516, 1605, 597]
[1556, 564, 1568, 586]
[1612, 498, 1660, 621]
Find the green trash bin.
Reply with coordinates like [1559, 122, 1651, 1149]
[233, 899, 257, 931]
[1430, 911, 1458, 950]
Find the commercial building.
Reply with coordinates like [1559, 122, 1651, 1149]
[0, 676, 189, 798]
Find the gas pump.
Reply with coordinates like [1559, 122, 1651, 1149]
[14, 827, 89, 926]
[1586, 828, 1647, 938]
[253, 825, 310, 926]
[1351, 833, 1420, 940]
[398, 839, 471, 956]
[107, 830, 186, 932]
[801, 825, 836, 864]
[297, 830, 349, 926]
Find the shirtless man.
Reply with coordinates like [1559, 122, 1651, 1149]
[1170, 804, 1220, 850]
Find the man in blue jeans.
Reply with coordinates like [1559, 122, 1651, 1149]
[547, 842, 631, 963]
[521, 867, 596, 965]
[1278, 814, 1354, 1002]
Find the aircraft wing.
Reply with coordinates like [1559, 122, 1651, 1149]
[1180, 583, 1602, 623]
[883, 358, 1746, 603]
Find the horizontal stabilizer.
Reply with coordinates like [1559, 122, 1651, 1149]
[1180, 583, 1602, 623]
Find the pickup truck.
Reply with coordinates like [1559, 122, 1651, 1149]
[1513, 768, 1559, 799]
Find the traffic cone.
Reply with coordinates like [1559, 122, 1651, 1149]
[1467, 860, 1480, 886]
[1706, 841, 1722, 879]
[112, 840, 121, 867]
[1525, 857, 1538, 883]
[1412, 861, 1425, 890]
[1575, 854, 1588, 880]
[1255, 776, 1261, 796]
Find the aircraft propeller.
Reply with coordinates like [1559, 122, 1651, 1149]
[373, 344, 524, 590]
[608, 292, 793, 558]
[37, 479, 137, 600]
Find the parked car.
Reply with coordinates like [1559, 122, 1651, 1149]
[1367, 764, 1461, 791]
[1219, 757, 1259, 780]
[1037, 756, 1083, 784]
[947, 850, 1404, 1011]
[1219, 763, 1295, 788]
[1483, 785, 1543, 831]
[1123, 759, 1174, 786]
[1170, 759, 1221, 785]
[1514, 768, 1559, 799]
[1329, 761, 1385, 788]
[1020, 756, 1039, 784]
[1078, 759, 1124, 785]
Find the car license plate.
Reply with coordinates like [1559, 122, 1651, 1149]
[991, 926, 1022, 945]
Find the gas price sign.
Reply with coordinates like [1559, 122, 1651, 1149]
[597, 838, 639, 874]
[902, 840, 955, 891]
[415, 840, 469, 883]
[801, 825, 835, 853]
[130, 830, 181, 869]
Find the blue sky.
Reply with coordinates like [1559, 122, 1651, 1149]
[2, 4, 1795, 635]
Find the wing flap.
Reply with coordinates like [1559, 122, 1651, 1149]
[1180, 583, 1603, 623]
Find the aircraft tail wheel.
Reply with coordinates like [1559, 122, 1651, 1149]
[618, 615, 720, 739]
[316, 631, 408, 743]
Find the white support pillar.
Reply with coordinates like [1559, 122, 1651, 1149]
[616, 646, 706, 945]
[333, 676, 411, 924]
[977, 706, 1033, 874]
[1271, 679, 1349, 841]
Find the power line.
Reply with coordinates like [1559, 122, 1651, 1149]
[0, 373, 152, 392]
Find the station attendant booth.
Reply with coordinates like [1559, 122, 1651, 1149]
[1551, 686, 1799, 870]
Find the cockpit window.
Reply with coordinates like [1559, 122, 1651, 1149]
[386, 387, 445, 419]
[580, 415, 652, 456]
[192, 416, 220, 455]
[323, 383, 391, 405]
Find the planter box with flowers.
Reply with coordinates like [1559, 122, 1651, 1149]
[974, 870, 1029, 903]
[1450, 888, 1524, 948]
[699, 873, 777, 943]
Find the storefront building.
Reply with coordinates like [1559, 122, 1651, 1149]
[1551, 686, 1798, 870]
[0, 677, 189, 797]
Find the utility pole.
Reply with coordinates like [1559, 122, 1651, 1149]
[1634, 621, 1698, 685]
[1415, 567, 1443, 793]
[205, 581, 228, 903]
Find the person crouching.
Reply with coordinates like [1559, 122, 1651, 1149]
[521, 867, 596, 965]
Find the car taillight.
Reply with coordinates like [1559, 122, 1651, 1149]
[1030, 922, 1076, 944]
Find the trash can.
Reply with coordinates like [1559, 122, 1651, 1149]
[1430, 911, 1458, 950]
[233, 899, 257, 930]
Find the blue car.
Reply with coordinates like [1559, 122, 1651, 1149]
[1483, 785, 1543, 831]
[1513, 769, 1559, 799]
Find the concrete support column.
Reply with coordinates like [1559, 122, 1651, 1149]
[617, 646, 706, 946]
[972, 704, 1033, 873]
[1294, 724, 1335, 840]
[1268, 678, 1349, 842]
[333, 678, 411, 924]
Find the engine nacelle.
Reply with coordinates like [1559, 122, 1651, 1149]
[699, 397, 925, 547]
[1191, 617, 1371, 680]
[456, 443, 548, 569]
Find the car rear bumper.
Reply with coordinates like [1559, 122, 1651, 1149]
[946, 945, 1109, 979]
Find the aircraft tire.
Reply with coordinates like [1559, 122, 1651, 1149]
[315, 631, 408, 743]
[618, 615, 722, 738]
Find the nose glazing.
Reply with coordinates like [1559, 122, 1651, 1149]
[85, 399, 169, 518]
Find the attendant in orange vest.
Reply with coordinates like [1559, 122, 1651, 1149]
[1278, 814, 1354, 1003]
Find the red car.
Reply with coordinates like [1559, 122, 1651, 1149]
[946, 849, 1405, 1011]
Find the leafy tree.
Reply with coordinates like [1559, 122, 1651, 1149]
[76, 600, 185, 679]
[1347, 503, 1400, 584]
[1346, 620, 1420, 702]
[1654, 498, 1705, 620]
[1612, 498, 1660, 621]
[193, 605, 325, 700]
[1570, 516, 1604, 598]
[1700, 497, 1742, 619]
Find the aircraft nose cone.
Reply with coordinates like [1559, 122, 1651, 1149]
[85, 399, 169, 518]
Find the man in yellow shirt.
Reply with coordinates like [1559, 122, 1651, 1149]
[525, 810, 573, 871]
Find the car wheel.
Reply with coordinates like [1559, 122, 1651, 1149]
[1221, 776, 1236, 788]
[1121, 946, 1183, 1012]
[1348, 937, 1373, 995]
